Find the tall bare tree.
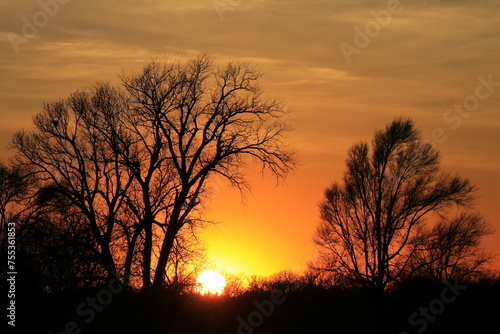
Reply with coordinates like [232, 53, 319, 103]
[121, 55, 295, 288]
[313, 118, 479, 294]
[12, 55, 295, 290]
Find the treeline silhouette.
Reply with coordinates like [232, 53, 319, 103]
[12, 270, 500, 334]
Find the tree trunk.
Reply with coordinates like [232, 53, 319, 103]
[123, 230, 140, 287]
[152, 225, 180, 288]
[101, 245, 117, 282]
[142, 220, 153, 289]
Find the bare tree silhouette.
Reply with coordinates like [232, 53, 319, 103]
[312, 118, 485, 294]
[11, 55, 296, 290]
[12, 84, 134, 283]
[120, 55, 296, 288]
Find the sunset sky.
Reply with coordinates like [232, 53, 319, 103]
[1, 0, 499, 276]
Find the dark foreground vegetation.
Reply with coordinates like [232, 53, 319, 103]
[10, 275, 500, 334]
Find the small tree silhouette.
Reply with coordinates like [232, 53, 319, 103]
[0, 163, 32, 240]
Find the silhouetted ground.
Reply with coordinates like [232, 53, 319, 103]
[13, 280, 500, 334]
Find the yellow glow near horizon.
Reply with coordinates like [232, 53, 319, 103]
[196, 270, 227, 295]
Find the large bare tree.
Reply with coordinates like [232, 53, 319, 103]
[121, 55, 295, 288]
[12, 55, 295, 290]
[313, 118, 482, 294]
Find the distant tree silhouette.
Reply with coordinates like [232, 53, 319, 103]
[248, 270, 302, 293]
[223, 272, 248, 297]
[0, 163, 32, 240]
[312, 118, 488, 294]
[11, 54, 295, 290]
[0, 163, 35, 285]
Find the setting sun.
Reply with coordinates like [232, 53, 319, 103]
[196, 270, 226, 295]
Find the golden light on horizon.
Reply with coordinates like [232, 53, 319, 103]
[195, 270, 227, 295]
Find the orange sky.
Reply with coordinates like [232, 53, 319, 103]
[1, 0, 499, 277]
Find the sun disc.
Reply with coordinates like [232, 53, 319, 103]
[196, 270, 226, 295]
